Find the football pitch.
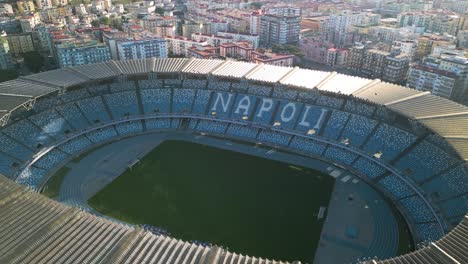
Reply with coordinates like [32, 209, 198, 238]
[88, 140, 335, 262]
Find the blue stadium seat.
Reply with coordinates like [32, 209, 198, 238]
[400, 196, 435, 223]
[0, 152, 19, 177]
[363, 123, 416, 162]
[139, 79, 163, 89]
[58, 136, 92, 155]
[115, 121, 143, 136]
[60, 89, 91, 103]
[343, 100, 375, 117]
[29, 109, 72, 140]
[76, 96, 111, 123]
[145, 119, 171, 130]
[395, 141, 458, 183]
[109, 81, 136, 92]
[226, 124, 258, 139]
[257, 130, 291, 146]
[247, 84, 271, 96]
[171, 118, 180, 129]
[172, 89, 195, 113]
[252, 98, 279, 126]
[34, 97, 60, 112]
[103, 91, 140, 118]
[0, 133, 33, 161]
[34, 149, 69, 171]
[340, 114, 377, 147]
[378, 174, 415, 199]
[88, 84, 109, 95]
[415, 222, 443, 242]
[16, 166, 47, 189]
[422, 165, 468, 200]
[183, 79, 206, 89]
[208, 80, 230, 91]
[86, 127, 118, 143]
[272, 101, 302, 130]
[195, 120, 228, 134]
[316, 95, 344, 109]
[192, 90, 212, 115]
[322, 111, 349, 140]
[289, 137, 326, 156]
[2, 119, 53, 148]
[229, 95, 257, 120]
[439, 196, 468, 219]
[272, 86, 297, 100]
[56, 103, 90, 131]
[352, 157, 386, 179]
[324, 146, 357, 165]
[141, 89, 171, 114]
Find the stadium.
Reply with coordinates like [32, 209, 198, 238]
[0, 58, 466, 263]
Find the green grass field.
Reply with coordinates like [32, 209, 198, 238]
[88, 140, 335, 262]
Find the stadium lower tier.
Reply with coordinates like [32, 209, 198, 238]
[0, 83, 466, 252]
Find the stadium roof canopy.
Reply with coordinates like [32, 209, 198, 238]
[0, 58, 467, 161]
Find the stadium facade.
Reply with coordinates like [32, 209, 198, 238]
[0, 58, 466, 263]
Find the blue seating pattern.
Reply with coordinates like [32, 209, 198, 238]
[188, 119, 198, 130]
[34, 97, 60, 112]
[0, 152, 18, 177]
[297, 91, 318, 102]
[324, 146, 357, 165]
[164, 79, 181, 87]
[2, 119, 52, 148]
[253, 99, 279, 125]
[340, 114, 377, 146]
[395, 141, 458, 182]
[272, 101, 302, 130]
[374, 107, 396, 122]
[172, 89, 195, 113]
[109, 81, 136, 92]
[34, 149, 69, 170]
[192, 90, 212, 114]
[76, 96, 111, 123]
[29, 109, 72, 140]
[139, 79, 163, 89]
[195, 120, 228, 134]
[171, 118, 180, 129]
[141, 89, 171, 114]
[16, 166, 46, 188]
[379, 174, 415, 198]
[55, 103, 90, 130]
[88, 84, 109, 95]
[208, 80, 230, 91]
[226, 124, 258, 139]
[273, 86, 297, 100]
[439, 196, 468, 218]
[322, 111, 349, 140]
[60, 89, 91, 103]
[364, 124, 417, 162]
[426, 133, 453, 153]
[400, 196, 435, 223]
[316, 95, 343, 109]
[104, 91, 140, 118]
[289, 137, 326, 156]
[183, 79, 206, 89]
[86, 127, 118, 143]
[415, 222, 443, 242]
[422, 165, 468, 199]
[231, 82, 248, 92]
[344, 100, 375, 117]
[115, 121, 143, 136]
[257, 130, 291, 146]
[58, 136, 92, 155]
[145, 119, 171, 130]
[247, 85, 271, 96]
[0, 133, 33, 161]
[352, 157, 386, 179]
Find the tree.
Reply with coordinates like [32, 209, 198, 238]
[91, 19, 100, 27]
[251, 2, 262, 9]
[22, 51, 44, 73]
[0, 69, 18, 83]
[272, 44, 304, 58]
[155, 7, 164, 16]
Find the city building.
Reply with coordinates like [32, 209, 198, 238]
[55, 39, 111, 67]
[252, 51, 294, 67]
[20, 13, 41, 33]
[0, 31, 13, 70]
[165, 36, 207, 57]
[16, 1, 35, 13]
[117, 35, 167, 60]
[260, 7, 301, 47]
[7, 33, 35, 54]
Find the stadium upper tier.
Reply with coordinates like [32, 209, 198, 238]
[0, 58, 466, 264]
